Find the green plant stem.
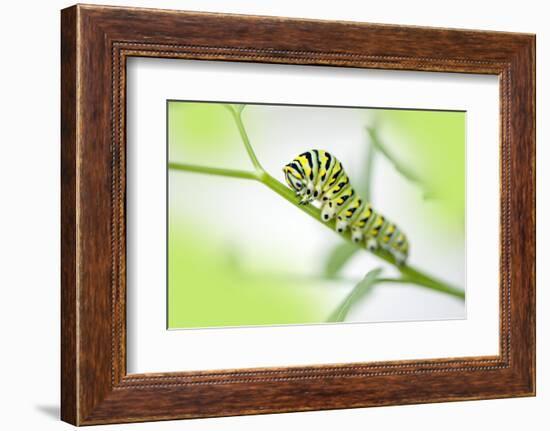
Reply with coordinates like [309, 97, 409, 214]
[168, 162, 259, 181]
[225, 105, 264, 172]
[249, 272, 417, 286]
[328, 268, 383, 322]
[169, 104, 465, 301]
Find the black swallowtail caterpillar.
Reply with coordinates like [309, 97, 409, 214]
[283, 149, 409, 265]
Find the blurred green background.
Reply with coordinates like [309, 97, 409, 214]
[168, 101, 465, 329]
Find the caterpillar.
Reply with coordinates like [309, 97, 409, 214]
[283, 149, 409, 265]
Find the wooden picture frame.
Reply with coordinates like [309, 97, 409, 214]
[61, 4, 535, 425]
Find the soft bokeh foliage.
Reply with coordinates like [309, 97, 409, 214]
[375, 110, 465, 231]
[168, 225, 331, 328]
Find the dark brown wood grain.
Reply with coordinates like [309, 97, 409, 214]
[61, 4, 536, 425]
[60, 5, 77, 425]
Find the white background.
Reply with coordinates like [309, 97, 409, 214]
[128, 59, 498, 373]
[0, 0, 546, 430]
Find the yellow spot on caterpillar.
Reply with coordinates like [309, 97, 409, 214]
[296, 155, 312, 178]
[327, 163, 342, 186]
[284, 166, 302, 179]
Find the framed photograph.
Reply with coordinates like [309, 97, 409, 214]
[61, 4, 535, 425]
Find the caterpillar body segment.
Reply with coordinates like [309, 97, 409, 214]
[283, 149, 409, 265]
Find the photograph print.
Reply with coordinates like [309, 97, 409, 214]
[167, 101, 466, 330]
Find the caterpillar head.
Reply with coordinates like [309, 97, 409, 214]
[283, 164, 304, 193]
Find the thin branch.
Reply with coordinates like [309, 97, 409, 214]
[243, 271, 454, 291]
[168, 162, 259, 181]
[327, 268, 383, 322]
[242, 270, 409, 286]
[377, 277, 415, 284]
[224, 104, 264, 172]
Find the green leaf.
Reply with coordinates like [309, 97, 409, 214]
[327, 268, 383, 322]
[323, 242, 360, 277]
